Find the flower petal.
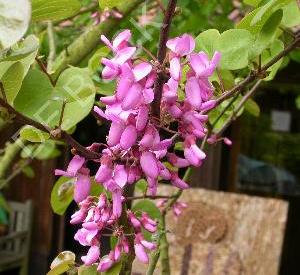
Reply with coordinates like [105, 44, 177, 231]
[134, 243, 149, 264]
[122, 83, 142, 110]
[140, 152, 159, 178]
[136, 105, 149, 131]
[170, 57, 181, 81]
[74, 174, 90, 203]
[120, 125, 137, 150]
[133, 62, 152, 82]
[185, 77, 202, 110]
[81, 245, 100, 265]
[108, 120, 125, 147]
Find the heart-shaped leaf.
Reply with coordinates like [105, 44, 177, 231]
[14, 67, 96, 131]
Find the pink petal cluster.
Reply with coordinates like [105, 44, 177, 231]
[55, 155, 90, 203]
[127, 210, 157, 263]
[71, 195, 130, 271]
[57, 29, 226, 269]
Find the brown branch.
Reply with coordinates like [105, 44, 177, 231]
[35, 57, 56, 86]
[212, 36, 300, 110]
[0, 82, 7, 103]
[0, 97, 101, 160]
[151, 0, 177, 118]
[216, 80, 263, 136]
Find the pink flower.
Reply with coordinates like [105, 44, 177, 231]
[189, 51, 221, 78]
[166, 34, 195, 57]
[81, 245, 100, 265]
[140, 152, 159, 179]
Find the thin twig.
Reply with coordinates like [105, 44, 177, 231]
[0, 159, 32, 190]
[58, 100, 67, 128]
[212, 35, 300, 110]
[35, 57, 56, 86]
[151, 0, 177, 118]
[0, 97, 101, 159]
[216, 79, 263, 136]
[216, 69, 225, 93]
[138, 45, 158, 61]
[47, 21, 56, 73]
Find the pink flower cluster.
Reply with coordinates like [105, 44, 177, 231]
[70, 195, 130, 271]
[92, 30, 221, 216]
[57, 29, 225, 269]
[69, 195, 158, 270]
[127, 210, 157, 263]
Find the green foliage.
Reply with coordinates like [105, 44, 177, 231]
[20, 126, 50, 143]
[249, 9, 283, 59]
[48, 251, 75, 275]
[135, 179, 148, 193]
[0, 62, 24, 104]
[32, 0, 81, 21]
[261, 39, 284, 81]
[245, 98, 260, 117]
[103, 261, 122, 275]
[22, 165, 35, 178]
[99, 0, 127, 9]
[282, 1, 300, 27]
[78, 265, 98, 275]
[0, 35, 39, 104]
[0, 0, 31, 50]
[14, 67, 96, 130]
[216, 29, 254, 70]
[50, 177, 74, 215]
[133, 199, 161, 220]
[237, 0, 292, 34]
[21, 140, 60, 160]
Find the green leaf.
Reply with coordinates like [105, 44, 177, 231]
[14, 67, 96, 131]
[245, 98, 260, 117]
[22, 165, 35, 178]
[261, 39, 284, 81]
[32, 0, 81, 21]
[0, 62, 24, 104]
[249, 9, 283, 59]
[47, 262, 73, 275]
[237, 0, 292, 34]
[88, 47, 110, 73]
[103, 261, 122, 275]
[282, 1, 300, 27]
[21, 141, 60, 160]
[99, 0, 127, 9]
[20, 126, 50, 143]
[215, 29, 254, 70]
[51, 176, 74, 215]
[78, 265, 98, 275]
[0, 36, 39, 104]
[244, 0, 263, 6]
[34, 141, 61, 160]
[195, 29, 220, 57]
[135, 179, 148, 193]
[0, 35, 39, 62]
[132, 199, 162, 220]
[48, 251, 75, 275]
[0, 0, 31, 50]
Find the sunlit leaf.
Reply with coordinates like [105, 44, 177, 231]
[32, 0, 81, 21]
[51, 176, 74, 215]
[0, 0, 31, 50]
